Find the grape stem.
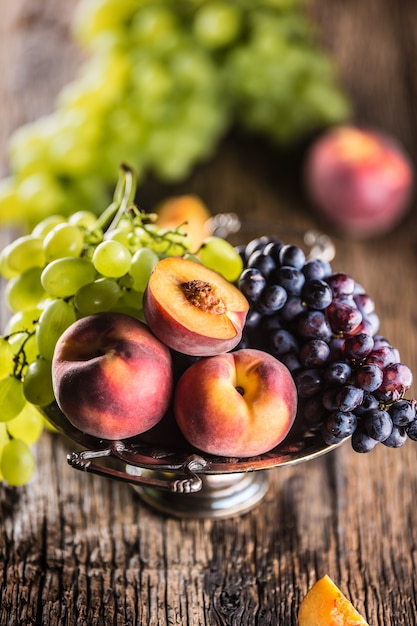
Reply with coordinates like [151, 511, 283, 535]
[93, 163, 137, 233]
[6, 328, 37, 380]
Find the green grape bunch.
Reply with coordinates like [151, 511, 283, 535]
[0, 165, 202, 487]
[0, 0, 350, 228]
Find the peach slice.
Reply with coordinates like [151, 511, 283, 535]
[143, 257, 249, 357]
[298, 575, 369, 626]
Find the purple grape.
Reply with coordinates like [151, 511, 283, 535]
[351, 427, 379, 453]
[324, 361, 352, 386]
[299, 339, 330, 367]
[378, 363, 413, 400]
[297, 310, 332, 341]
[301, 396, 328, 431]
[326, 272, 355, 297]
[323, 410, 357, 443]
[263, 240, 284, 264]
[326, 298, 362, 335]
[278, 244, 306, 269]
[294, 368, 324, 398]
[365, 346, 400, 369]
[353, 391, 379, 416]
[280, 296, 307, 322]
[256, 284, 287, 314]
[302, 279, 333, 310]
[354, 293, 375, 315]
[344, 333, 374, 361]
[302, 258, 332, 280]
[243, 236, 272, 261]
[354, 363, 384, 392]
[389, 399, 417, 426]
[276, 266, 305, 296]
[381, 425, 408, 448]
[270, 328, 299, 356]
[364, 408, 393, 442]
[238, 268, 266, 302]
[279, 351, 302, 373]
[335, 385, 364, 412]
[247, 249, 276, 278]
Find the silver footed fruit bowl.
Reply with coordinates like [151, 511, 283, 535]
[42, 216, 340, 519]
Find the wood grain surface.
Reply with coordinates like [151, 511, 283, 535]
[1, 1, 417, 624]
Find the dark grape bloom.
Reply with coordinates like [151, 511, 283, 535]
[364, 408, 393, 442]
[278, 244, 306, 269]
[247, 249, 276, 278]
[389, 399, 416, 426]
[256, 284, 287, 314]
[354, 363, 383, 392]
[335, 385, 364, 412]
[297, 310, 332, 341]
[326, 298, 362, 335]
[344, 333, 374, 361]
[299, 339, 330, 367]
[302, 279, 333, 310]
[351, 426, 378, 453]
[326, 272, 355, 297]
[302, 258, 332, 280]
[324, 361, 352, 386]
[276, 266, 305, 296]
[294, 368, 324, 398]
[382, 425, 408, 448]
[238, 268, 266, 302]
[270, 328, 299, 356]
[323, 410, 357, 444]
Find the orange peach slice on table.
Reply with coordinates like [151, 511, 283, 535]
[143, 257, 249, 357]
[298, 575, 369, 626]
[174, 348, 298, 458]
[155, 195, 212, 252]
[52, 312, 173, 440]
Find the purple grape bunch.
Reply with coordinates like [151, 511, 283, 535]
[235, 236, 417, 453]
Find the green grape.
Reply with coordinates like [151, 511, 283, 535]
[36, 299, 77, 360]
[5, 308, 41, 335]
[41, 257, 96, 298]
[0, 177, 26, 226]
[67, 209, 98, 229]
[22, 358, 55, 407]
[2, 235, 45, 274]
[193, 2, 242, 49]
[7, 402, 44, 446]
[129, 247, 159, 291]
[43, 223, 85, 260]
[74, 277, 121, 314]
[92, 240, 132, 277]
[5, 267, 46, 313]
[31, 214, 67, 238]
[1, 439, 35, 486]
[16, 171, 68, 225]
[112, 288, 144, 319]
[0, 377, 26, 422]
[198, 236, 243, 282]
[103, 227, 131, 247]
[0, 338, 15, 379]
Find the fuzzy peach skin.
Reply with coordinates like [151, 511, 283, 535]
[174, 348, 298, 457]
[143, 257, 249, 357]
[52, 312, 173, 440]
[304, 125, 413, 237]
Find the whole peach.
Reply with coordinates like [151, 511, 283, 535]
[174, 348, 298, 457]
[52, 312, 173, 440]
[304, 125, 414, 237]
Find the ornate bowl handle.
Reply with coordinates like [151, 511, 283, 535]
[67, 447, 205, 493]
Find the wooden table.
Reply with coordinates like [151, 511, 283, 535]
[1, 1, 417, 624]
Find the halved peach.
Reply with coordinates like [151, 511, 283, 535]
[143, 257, 249, 357]
[298, 575, 369, 626]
